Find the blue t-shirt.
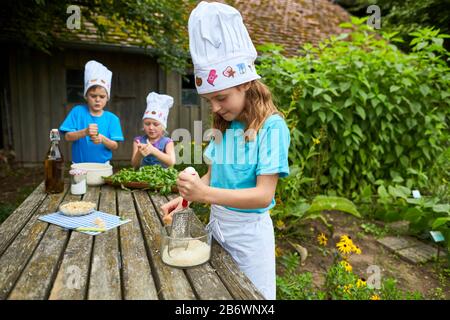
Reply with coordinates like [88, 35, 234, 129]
[59, 105, 124, 163]
[135, 135, 173, 168]
[204, 114, 290, 213]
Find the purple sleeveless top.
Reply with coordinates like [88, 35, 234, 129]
[135, 135, 173, 168]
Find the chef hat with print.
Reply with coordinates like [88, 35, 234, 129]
[84, 60, 113, 99]
[142, 92, 174, 129]
[188, 1, 260, 94]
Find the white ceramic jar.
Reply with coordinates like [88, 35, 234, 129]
[69, 169, 87, 195]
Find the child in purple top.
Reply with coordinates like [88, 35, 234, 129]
[131, 92, 176, 168]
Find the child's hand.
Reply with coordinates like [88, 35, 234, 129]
[160, 196, 184, 225]
[137, 142, 151, 157]
[176, 170, 205, 202]
[86, 124, 98, 137]
[137, 140, 157, 157]
[91, 134, 103, 144]
[145, 139, 159, 155]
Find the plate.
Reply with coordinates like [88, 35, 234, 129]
[59, 201, 96, 217]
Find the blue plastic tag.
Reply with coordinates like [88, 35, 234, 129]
[430, 231, 445, 243]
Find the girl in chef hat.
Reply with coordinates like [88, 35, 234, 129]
[131, 92, 176, 168]
[161, 1, 290, 300]
[60, 60, 124, 163]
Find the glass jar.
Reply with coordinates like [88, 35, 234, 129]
[160, 223, 211, 268]
[69, 169, 87, 195]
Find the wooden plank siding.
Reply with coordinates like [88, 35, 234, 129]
[7, 45, 211, 164]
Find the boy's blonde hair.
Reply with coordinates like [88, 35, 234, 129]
[212, 80, 282, 142]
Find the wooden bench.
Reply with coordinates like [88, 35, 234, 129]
[0, 182, 264, 300]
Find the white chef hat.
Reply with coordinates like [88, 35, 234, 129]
[188, 1, 260, 95]
[142, 92, 174, 128]
[84, 60, 113, 99]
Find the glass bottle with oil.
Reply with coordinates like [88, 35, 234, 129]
[44, 129, 64, 193]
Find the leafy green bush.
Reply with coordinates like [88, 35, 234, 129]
[257, 17, 450, 198]
[273, 137, 362, 235]
[277, 252, 424, 300]
[275, 194, 361, 235]
[355, 182, 450, 260]
[277, 253, 326, 300]
[324, 262, 423, 300]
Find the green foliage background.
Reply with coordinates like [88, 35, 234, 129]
[257, 18, 450, 199]
[0, 0, 195, 73]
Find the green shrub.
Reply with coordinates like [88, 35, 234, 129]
[277, 253, 424, 300]
[257, 17, 450, 198]
[371, 183, 449, 260]
[277, 253, 326, 300]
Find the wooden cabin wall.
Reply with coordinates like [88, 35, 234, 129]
[7, 46, 210, 164]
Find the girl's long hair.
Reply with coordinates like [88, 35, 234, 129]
[212, 80, 282, 142]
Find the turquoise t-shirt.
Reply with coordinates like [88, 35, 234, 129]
[59, 105, 124, 163]
[204, 114, 290, 213]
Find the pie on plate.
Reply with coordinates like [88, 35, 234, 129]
[59, 201, 96, 216]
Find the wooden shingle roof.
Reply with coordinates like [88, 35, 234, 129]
[220, 0, 351, 56]
[57, 1, 350, 57]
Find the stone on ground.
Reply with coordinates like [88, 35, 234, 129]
[377, 236, 438, 264]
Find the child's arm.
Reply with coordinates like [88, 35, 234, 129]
[64, 124, 97, 142]
[148, 141, 176, 167]
[65, 128, 88, 141]
[95, 135, 118, 150]
[131, 140, 143, 169]
[100, 115, 122, 151]
[177, 172, 278, 209]
[205, 174, 278, 208]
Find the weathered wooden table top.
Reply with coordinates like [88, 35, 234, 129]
[0, 182, 264, 300]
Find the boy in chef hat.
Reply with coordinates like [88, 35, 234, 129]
[161, 1, 290, 300]
[131, 92, 176, 168]
[59, 60, 124, 163]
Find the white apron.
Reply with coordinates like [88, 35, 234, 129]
[206, 204, 276, 300]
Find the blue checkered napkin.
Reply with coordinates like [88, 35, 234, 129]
[39, 211, 130, 235]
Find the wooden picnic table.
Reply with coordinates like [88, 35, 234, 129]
[0, 182, 264, 300]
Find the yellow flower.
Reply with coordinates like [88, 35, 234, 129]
[275, 196, 283, 205]
[317, 233, 328, 246]
[312, 137, 321, 145]
[340, 235, 353, 244]
[336, 241, 353, 255]
[370, 294, 381, 300]
[340, 260, 353, 272]
[275, 246, 283, 258]
[343, 284, 353, 294]
[356, 279, 367, 288]
[352, 245, 362, 255]
[275, 219, 286, 230]
[337, 235, 362, 255]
